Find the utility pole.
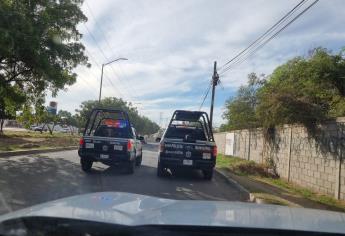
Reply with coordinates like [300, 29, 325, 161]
[210, 61, 219, 131]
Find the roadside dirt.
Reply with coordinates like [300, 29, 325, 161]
[0, 134, 79, 152]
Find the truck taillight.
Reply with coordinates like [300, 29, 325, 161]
[213, 146, 217, 157]
[159, 142, 164, 152]
[127, 140, 134, 151]
[79, 138, 85, 146]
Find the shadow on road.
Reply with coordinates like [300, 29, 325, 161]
[0, 150, 249, 215]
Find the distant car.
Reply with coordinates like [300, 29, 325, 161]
[61, 127, 70, 133]
[30, 125, 37, 130]
[33, 126, 47, 132]
[78, 108, 144, 174]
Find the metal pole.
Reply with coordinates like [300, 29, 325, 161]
[210, 61, 219, 131]
[98, 58, 128, 103]
[99, 64, 104, 103]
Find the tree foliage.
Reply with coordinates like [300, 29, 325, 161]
[58, 110, 78, 127]
[221, 73, 265, 131]
[0, 0, 88, 131]
[75, 97, 160, 135]
[221, 48, 345, 131]
[257, 48, 345, 129]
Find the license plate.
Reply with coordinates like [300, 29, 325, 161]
[202, 153, 211, 159]
[100, 154, 109, 159]
[114, 145, 123, 151]
[183, 159, 193, 166]
[85, 143, 94, 149]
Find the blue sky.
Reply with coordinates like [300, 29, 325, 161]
[47, 0, 345, 127]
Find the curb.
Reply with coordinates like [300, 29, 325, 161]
[0, 146, 78, 158]
[215, 168, 302, 206]
[215, 168, 253, 201]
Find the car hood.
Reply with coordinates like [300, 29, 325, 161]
[0, 192, 345, 234]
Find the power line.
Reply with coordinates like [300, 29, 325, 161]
[218, 0, 307, 72]
[84, 2, 140, 100]
[220, 0, 319, 75]
[199, 83, 211, 111]
[83, 48, 127, 99]
[83, 48, 128, 100]
[85, 1, 118, 56]
[84, 23, 130, 100]
[77, 77, 98, 98]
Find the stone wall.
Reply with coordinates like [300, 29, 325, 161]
[214, 118, 345, 200]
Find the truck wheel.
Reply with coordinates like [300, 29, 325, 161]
[157, 161, 164, 177]
[127, 160, 135, 174]
[135, 153, 142, 166]
[81, 159, 93, 172]
[203, 169, 213, 180]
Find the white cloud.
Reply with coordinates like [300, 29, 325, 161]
[48, 0, 345, 126]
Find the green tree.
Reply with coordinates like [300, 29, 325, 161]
[75, 97, 160, 135]
[58, 110, 77, 127]
[0, 84, 25, 132]
[256, 48, 345, 129]
[221, 73, 265, 131]
[0, 0, 89, 130]
[58, 109, 79, 134]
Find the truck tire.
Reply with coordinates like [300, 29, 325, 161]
[81, 159, 93, 172]
[127, 160, 135, 174]
[157, 161, 164, 177]
[203, 169, 213, 180]
[135, 152, 142, 166]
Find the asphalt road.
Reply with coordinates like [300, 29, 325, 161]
[0, 144, 248, 215]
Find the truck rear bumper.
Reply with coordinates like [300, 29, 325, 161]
[159, 156, 215, 170]
[78, 149, 133, 165]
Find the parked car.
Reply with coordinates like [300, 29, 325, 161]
[60, 127, 70, 133]
[30, 125, 37, 130]
[33, 126, 48, 132]
[78, 108, 144, 174]
[157, 110, 217, 180]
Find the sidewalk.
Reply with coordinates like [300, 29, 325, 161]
[216, 168, 345, 212]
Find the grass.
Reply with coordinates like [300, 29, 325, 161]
[0, 130, 79, 152]
[216, 154, 345, 211]
[216, 154, 275, 177]
[258, 177, 345, 211]
[1, 130, 79, 138]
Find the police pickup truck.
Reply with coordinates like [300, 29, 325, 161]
[78, 108, 143, 174]
[157, 110, 217, 180]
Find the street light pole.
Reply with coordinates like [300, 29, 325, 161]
[98, 57, 128, 103]
[99, 64, 105, 102]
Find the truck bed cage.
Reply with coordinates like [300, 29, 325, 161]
[166, 110, 214, 142]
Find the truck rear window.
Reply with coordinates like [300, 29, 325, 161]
[94, 125, 131, 138]
[84, 109, 133, 138]
[165, 126, 207, 141]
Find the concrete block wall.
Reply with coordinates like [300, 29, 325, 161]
[214, 132, 226, 155]
[214, 119, 345, 200]
[248, 129, 265, 164]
